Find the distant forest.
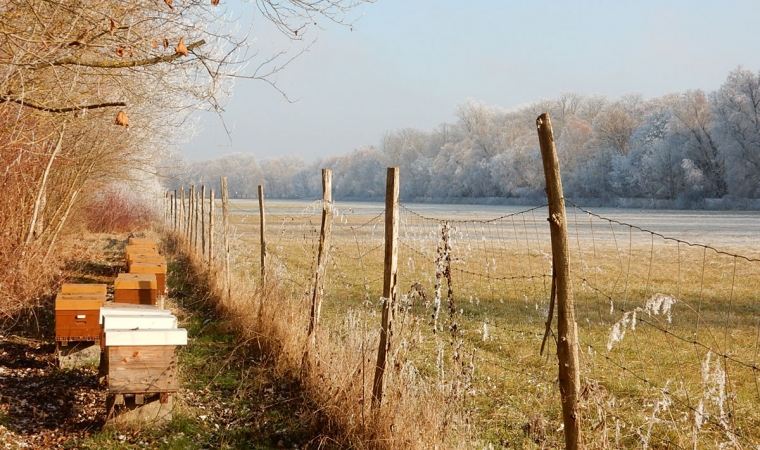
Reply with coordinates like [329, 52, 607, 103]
[165, 67, 760, 208]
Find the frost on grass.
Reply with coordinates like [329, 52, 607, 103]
[607, 293, 677, 351]
[695, 351, 739, 448]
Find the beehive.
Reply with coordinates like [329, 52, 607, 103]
[114, 273, 157, 305]
[55, 293, 106, 342]
[60, 284, 107, 295]
[129, 261, 167, 296]
[105, 345, 179, 393]
[127, 237, 157, 249]
[126, 253, 164, 272]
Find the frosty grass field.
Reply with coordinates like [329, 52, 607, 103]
[220, 199, 760, 446]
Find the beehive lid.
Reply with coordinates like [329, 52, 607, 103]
[128, 237, 157, 248]
[55, 293, 105, 310]
[114, 273, 157, 290]
[126, 253, 164, 264]
[102, 314, 177, 330]
[104, 328, 187, 346]
[129, 261, 167, 274]
[60, 284, 107, 295]
[125, 245, 158, 256]
[100, 304, 170, 324]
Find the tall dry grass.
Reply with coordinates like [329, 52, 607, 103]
[165, 229, 478, 449]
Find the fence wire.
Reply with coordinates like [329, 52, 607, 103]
[193, 194, 760, 448]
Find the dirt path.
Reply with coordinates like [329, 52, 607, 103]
[0, 234, 317, 449]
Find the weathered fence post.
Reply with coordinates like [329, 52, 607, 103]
[258, 185, 267, 285]
[170, 193, 175, 231]
[201, 185, 206, 256]
[194, 191, 200, 253]
[169, 191, 177, 231]
[372, 166, 400, 410]
[536, 113, 582, 449]
[164, 191, 168, 224]
[307, 169, 333, 345]
[179, 187, 185, 240]
[185, 184, 195, 244]
[209, 189, 215, 268]
[220, 178, 231, 301]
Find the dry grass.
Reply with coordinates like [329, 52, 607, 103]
[166, 226, 477, 449]
[178, 200, 760, 448]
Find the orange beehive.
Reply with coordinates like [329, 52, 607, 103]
[126, 252, 164, 271]
[60, 284, 107, 296]
[55, 293, 106, 342]
[127, 237, 157, 249]
[114, 273, 158, 305]
[129, 261, 167, 296]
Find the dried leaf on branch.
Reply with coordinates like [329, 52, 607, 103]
[211, 0, 220, 5]
[174, 37, 188, 57]
[114, 110, 129, 127]
[163, 38, 169, 49]
[165, 0, 173, 9]
[109, 18, 116, 35]
[152, 40, 158, 49]
[115, 46, 126, 58]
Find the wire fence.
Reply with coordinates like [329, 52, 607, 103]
[173, 187, 760, 448]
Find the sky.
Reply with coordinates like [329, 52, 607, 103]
[181, 0, 760, 162]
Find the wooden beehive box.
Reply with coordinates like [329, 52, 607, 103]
[124, 245, 158, 267]
[61, 284, 107, 296]
[55, 293, 106, 342]
[128, 237, 157, 249]
[129, 261, 167, 296]
[126, 253, 164, 272]
[99, 304, 169, 324]
[105, 345, 179, 393]
[103, 314, 178, 330]
[104, 329, 186, 393]
[114, 273, 157, 305]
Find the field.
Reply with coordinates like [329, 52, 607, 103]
[214, 199, 760, 448]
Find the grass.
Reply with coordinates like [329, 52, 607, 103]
[213, 200, 760, 448]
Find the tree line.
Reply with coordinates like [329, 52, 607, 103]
[169, 67, 760, 208]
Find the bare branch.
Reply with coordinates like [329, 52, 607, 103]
[28, 40, 206, 70]
[1, 95, 126, 113]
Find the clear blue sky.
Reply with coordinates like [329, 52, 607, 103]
[181, 0, 760, 161]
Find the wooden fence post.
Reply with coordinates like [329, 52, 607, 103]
[536, 113, 582, 450]
[372, 166, 400, 410]
[201, 185, 206, 256]
[307, 169, 333, 345]
[169, 191, 177, 231]
[170, 193, 175, 231]
[179, 188, 185, 239]
[188, 185, 195, 242]
[220, 178, 231, 300]
[194, 191, 200, 253]
[258, 185, 267, 285]
[209, 189, 215, 268]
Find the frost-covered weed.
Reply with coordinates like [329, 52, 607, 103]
[607, 293, 678, 350]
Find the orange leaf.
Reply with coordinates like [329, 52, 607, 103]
[115, 46, 126, 58]
[164, 0, 173, 9]
[174, 37, 188, 57]
[163, 38, 169, 49]
[115, 111, 129, 128]
[129, 46, 134, 58]
[152, 40, 158, 49]
[109, 19, 116, 36]
[211, 0, 219, 5]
